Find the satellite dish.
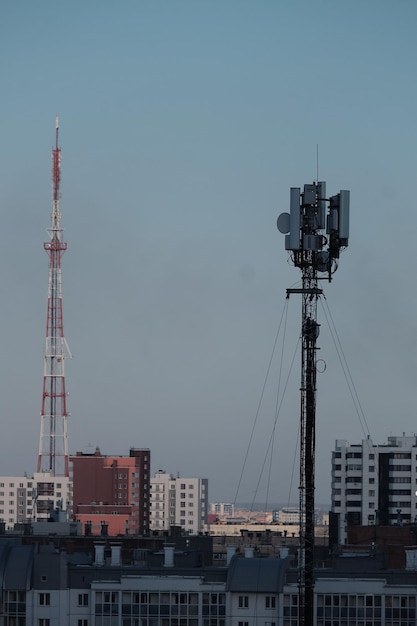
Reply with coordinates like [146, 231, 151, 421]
[277, 212, 290, 234]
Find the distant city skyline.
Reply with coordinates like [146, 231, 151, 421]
[1, 2, 417, 505]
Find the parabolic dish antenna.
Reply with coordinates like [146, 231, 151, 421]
[277, 212, 290, 234]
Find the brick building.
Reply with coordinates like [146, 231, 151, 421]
[70, 447, 150, 535]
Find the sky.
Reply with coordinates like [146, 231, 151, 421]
[1, 1, 417, 507]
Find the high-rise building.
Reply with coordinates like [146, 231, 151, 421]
[150, 470, 208, 534]
[331, 435, 417, 543]
[70, 447, 150, 535]
[0, 474, 71, 529]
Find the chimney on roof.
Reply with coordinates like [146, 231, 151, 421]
[163, 545, 175, 567]
[226, 546, 237, 565]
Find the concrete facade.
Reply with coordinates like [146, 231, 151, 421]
[210, 503, 235, 519]
[0, 473, 71, 528]
[331, 436, 417, 543]
[150, 470, 208, 534]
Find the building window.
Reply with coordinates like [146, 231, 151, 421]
[385, 595, 415, 621]
[41, 575, 47, 582]
[39, 593, 50, 606]
[39, 620, 50, 626]
[238, 622, 249, 626]
[78, 593, 88, 606]
[368, 466, 375, 472]
[78, 621, 88, 626]
[369, 478, 375, 484]
[265, 596, 276, 609]
[346, 500, 361, 507]
[238, 595, 249, 608]
[95, 592, 118, 619]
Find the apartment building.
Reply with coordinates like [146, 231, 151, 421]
[0, 473, 71, 528]
[150, 470, 208, 534]
[1, 530, 417, 625]
[210, 503, 235, 519]
[70, 447, 150, 535]
[331, 435, 417, 543]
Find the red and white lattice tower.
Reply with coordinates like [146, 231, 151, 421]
[37, 117, 72, 477]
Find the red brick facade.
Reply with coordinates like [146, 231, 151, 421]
[70, 447, 150, 536]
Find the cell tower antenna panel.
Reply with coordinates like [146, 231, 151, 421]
[277, 182, 350, 626]
[37, 118, 71, 477]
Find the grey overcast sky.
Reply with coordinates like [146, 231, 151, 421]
[1, 1, 416, 505]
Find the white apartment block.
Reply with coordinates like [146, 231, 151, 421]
[272, 507, 304, 524]
[331, 435, 417, 543]
[210, 502, 235, 518]
[0, 472, 71, 528]
[150, 471, 208, 534]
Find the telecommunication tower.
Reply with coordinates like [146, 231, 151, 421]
[277, 182, 350, 626]
[37, 117, 72, 477]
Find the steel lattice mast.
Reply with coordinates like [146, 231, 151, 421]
[278, 183, 350, 626]
[37, 117, 71, 477]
